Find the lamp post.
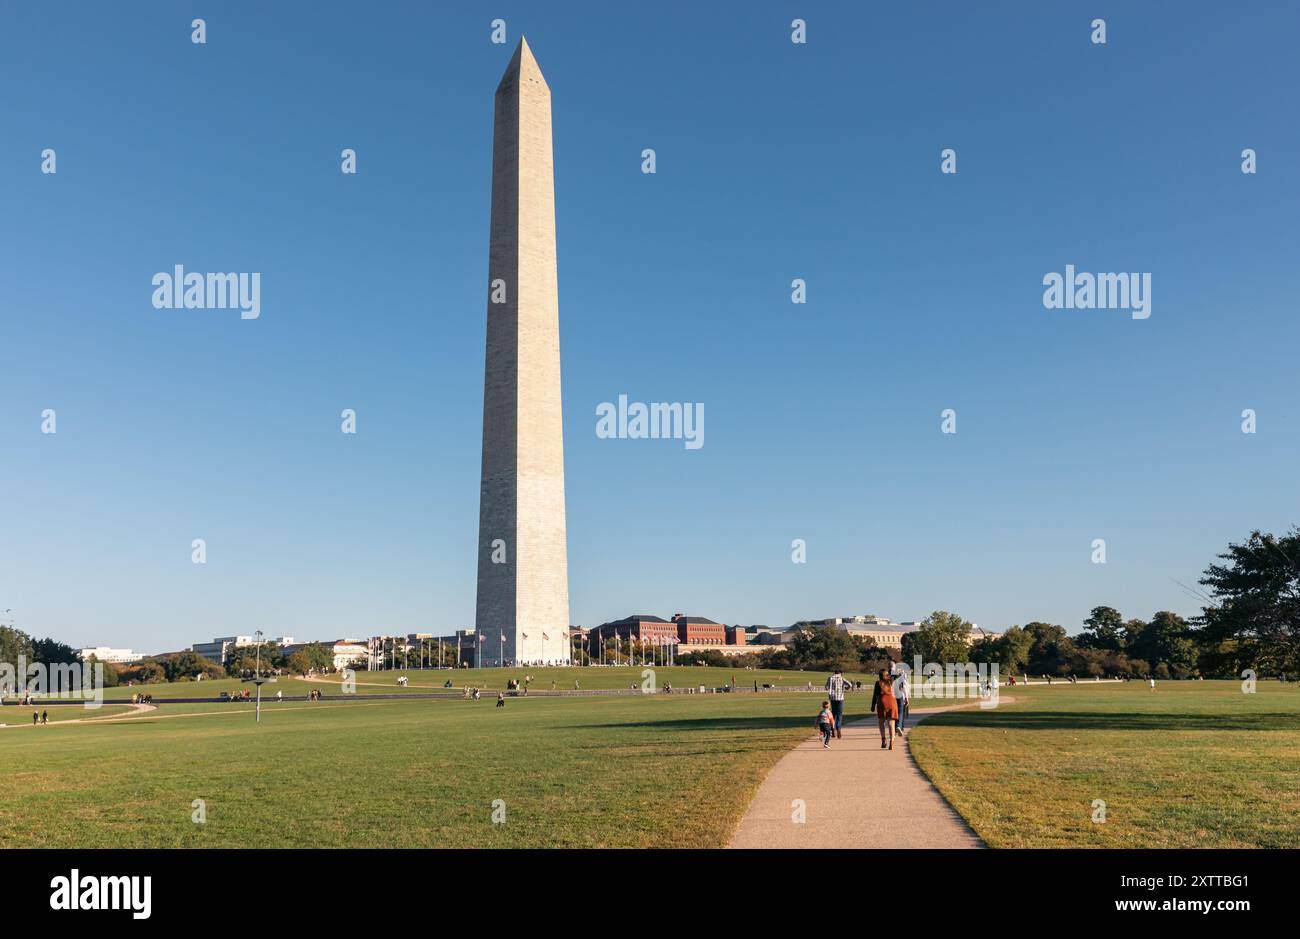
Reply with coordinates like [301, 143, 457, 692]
[254, 630, 263, 723]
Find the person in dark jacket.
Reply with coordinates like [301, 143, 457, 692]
[870, 670, 899, 750]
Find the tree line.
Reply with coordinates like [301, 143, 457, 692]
[686, 527, 1300, 680]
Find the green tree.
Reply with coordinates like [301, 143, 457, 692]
[996, 625, 1034, 675]
[908, 611, 973, 665]
[1070, 647, 1107, 678]
[133, 660, 166, 683]
[80, 655, 121, 687]
[969, 625, 1033, 675]
[228, 642, 282, 675]
[302, 642, 335, 672]
[30, 637, 79, 665]
[678, 649, 727, 668]
[1122, 618, 1147, 650]
[0, 625, 34, 670]
[1022, 622, 1076, 676]
[1079, 606, 1126, 651]
[1198, 527, 1300, 676]
[786, 625, 857, 670]
[1132, 611, 1197, 676]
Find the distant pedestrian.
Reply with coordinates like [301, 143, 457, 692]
[816, 700, 835, 749]
[32, 711, 38, 725]
[496, 691, 505, 708]
[41, 710, 48, 724]
[1148, 676, 1156, 691]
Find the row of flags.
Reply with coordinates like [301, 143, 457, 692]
[382, 629, 680, 645]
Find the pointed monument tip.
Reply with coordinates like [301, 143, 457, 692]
[498, 34, 547, 91]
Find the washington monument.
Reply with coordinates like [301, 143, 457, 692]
[475, 38, 570, 667]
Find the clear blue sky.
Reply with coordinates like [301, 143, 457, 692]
[2, 1, 1297, 653]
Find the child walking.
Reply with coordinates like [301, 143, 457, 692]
[816, 700, 835, 749]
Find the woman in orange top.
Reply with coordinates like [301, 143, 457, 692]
[870, 669, 899, 750]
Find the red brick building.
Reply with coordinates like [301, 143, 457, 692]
[673, 614, 726, 646]
[588, 614, 678, 648]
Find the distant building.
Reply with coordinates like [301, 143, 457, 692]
[192, 635, 294, 663]
[78, 647, 143, 664]
[192, 636, 253, 663]
[784, 616, 907, 649]
[284, 640, 367, 670]
[588, 615, 679, 649]
[806, 619, 998, 647]
[582, 613, 774, 659]
[368, 631, 483, 669]
[673, 614, 726, 647]
[451, 630, 479, 667]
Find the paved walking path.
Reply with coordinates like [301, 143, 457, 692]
[728, 697, 1015, 849]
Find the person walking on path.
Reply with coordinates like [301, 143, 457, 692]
[870, 669, 899, 750]
[824, 668, 851, 739]
[816, 700, 835, 749]
[890, 660, 910, 737]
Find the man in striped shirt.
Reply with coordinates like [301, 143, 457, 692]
[824, 668, 852, 738]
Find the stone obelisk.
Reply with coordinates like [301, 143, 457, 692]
[475, 37, 570, 667]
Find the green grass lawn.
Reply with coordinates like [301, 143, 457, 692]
[908, 680, 1300, 848]
[0, 691, 828, 847]
[0, 703, 138, 725]
[4, 676, 1293, 848]
[95, 676, 332, 701]
[301, 664, 868, 693]
[73, 665, 862, 703]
